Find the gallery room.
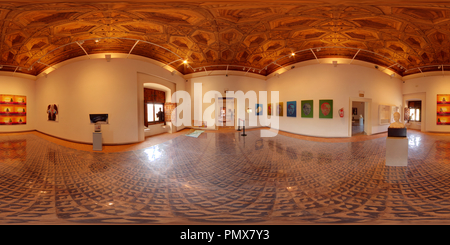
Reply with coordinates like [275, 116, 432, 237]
[1, 0, 450, 225]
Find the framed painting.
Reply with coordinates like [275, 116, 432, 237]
[319, 100, 333, 118]
[437, 94, 450, 125]
[268, 103, 272, 116]
[352, 107, 357, 115]
[286, 101, 296, 117]
[276, 102, 283, 116]
[255, 104, 263, 116]
[0, 94, 27, 125]
[301, 100, 313, 118]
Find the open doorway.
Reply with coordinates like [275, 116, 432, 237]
[349, 97, 372, 137]
[351, 101, 365, 136]
[217, 97, 235, 129]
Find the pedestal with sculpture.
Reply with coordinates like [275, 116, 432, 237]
[385, 112, 408, 166]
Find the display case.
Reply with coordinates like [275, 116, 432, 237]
[437, 94, 450, 125]
[0, 94, 27, 125]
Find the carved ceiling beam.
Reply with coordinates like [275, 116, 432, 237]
[349, 49, 360, 64]
[76, 41, 90, 58]
[127, 40, 139, 58]
[310, 48, 320, 63]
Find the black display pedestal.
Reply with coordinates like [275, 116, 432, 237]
[388, 128, 407, 137]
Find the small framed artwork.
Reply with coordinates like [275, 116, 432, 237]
[352, 107, 357, 115]
[301, 100, 313, 118]
[319, 100, 333, 118]
[268, 103, 272, 116]
[276, 102, 283, 116]
[287, 101, 296, 117]
[47, 104, 59, 122]
[255, 104, 263, 116]
[437, 94, 450, 125]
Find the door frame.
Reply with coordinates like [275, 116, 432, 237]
[349, 97, 372, 137]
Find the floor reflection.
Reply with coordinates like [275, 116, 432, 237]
[0, 130, 449, 224]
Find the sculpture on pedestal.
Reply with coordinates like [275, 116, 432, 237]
[389, 112, 405, 128]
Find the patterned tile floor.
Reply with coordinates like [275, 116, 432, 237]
[1, 128, 450, 225]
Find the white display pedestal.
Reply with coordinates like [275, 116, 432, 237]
[93, 132, 102, 151]
[359, 118, 363, 125]
[385, 137, 408, 166]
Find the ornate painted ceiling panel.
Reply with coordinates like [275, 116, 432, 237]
[0, 1, 449, 76]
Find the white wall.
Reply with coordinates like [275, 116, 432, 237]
[35, 57, 185, 144]
[266, 63, 403, 137]
[0, 56, 413, 140]
[0, 75, 36, 132]
[403, 75, 450, 132]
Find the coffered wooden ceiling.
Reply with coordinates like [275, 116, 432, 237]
[1, 0, 450, 77]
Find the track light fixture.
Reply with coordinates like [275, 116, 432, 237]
[183, 60, 188, 64]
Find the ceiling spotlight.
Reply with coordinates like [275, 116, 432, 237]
[390, 73, 395, 78]
[291, 52, 295, 56]
[0, 65, 3, 69]
[183, 60, 188, 64]
[95, 39, 100, 43]
[438, 66, 442, 69]
[78, 40, 84, 45]
[317, 48, 321, 51]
